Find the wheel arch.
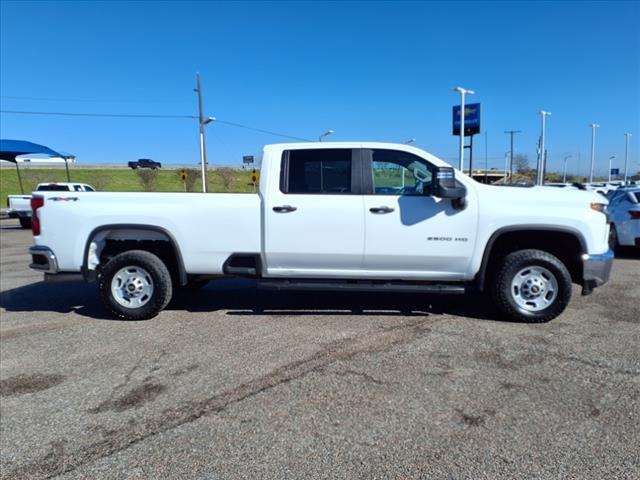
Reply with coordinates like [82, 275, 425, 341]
[82, 224, 187, 285]
[476, 225, 588, 291]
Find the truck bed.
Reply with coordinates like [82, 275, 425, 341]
[33, 192, 262, 274]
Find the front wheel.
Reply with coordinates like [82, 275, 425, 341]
[491, 249, 572, 323]
[99, 250, 173, 320]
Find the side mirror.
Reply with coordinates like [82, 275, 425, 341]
[432, 166, 466, 199]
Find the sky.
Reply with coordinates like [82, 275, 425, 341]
[1, 0, 639, 177]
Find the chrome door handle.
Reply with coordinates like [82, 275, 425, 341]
[273, 205, 297, 213]
[369, 206, 395, 214]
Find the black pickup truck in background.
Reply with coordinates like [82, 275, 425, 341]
[128, 158, 162, 170]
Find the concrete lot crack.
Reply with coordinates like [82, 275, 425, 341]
[546, 351, 639, 376]
[329, 369, 388, 385]
[7, 318, 434, 479]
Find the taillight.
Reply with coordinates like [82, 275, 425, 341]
[31, 196, 44, 235]
[630, 210, 640, 220]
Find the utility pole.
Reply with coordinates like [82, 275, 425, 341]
[537, 111, 551, 185]
[624, 133, 632, 184]
[195, 72, 211, 193]
[504, 130, 521, 177]
[588, 123, 599, 184]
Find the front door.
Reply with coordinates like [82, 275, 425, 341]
[361, 148, 478, 280]
[263, 148, 365, 277]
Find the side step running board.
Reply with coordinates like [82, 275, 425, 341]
[258, 280, 466, 294]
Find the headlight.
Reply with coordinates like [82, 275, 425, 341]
[590, 203, 607, 214]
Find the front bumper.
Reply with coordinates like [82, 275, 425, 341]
[582, 249, 614, 295]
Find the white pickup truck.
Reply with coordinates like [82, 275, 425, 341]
[28, 142, 613, 322]
[7, 182, 95, 228]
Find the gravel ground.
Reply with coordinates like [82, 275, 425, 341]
[1, 219, 638, 479]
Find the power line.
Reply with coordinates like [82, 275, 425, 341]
[216, 120, 311, 142]
[0, 109, 196, 119]
[0, 109, 312, 141]
[1, 95, 192, 104]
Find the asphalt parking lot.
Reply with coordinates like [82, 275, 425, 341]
[1, 218, 639, 479]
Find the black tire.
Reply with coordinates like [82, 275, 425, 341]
[491, 249, 572, 323]
[609, 225, 619, 251]
[99, 250, 173, 320]
[19, 217, 32, 229]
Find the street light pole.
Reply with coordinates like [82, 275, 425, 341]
[504, 130, 521, 177]
[319, 130, 334, 142]
[504, 151, 509, 183]
[453, 86, 474, 171]
[624, 133, 632, 184]
[588, 123, 599, 184]
[563, 155, 572, 183]
[537, 111, 551, 185]
[608, 155, 616, 182]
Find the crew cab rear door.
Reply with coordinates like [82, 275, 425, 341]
[263, 148, 365, 277]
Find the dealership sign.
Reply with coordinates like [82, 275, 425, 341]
[452, 103, 481, 136]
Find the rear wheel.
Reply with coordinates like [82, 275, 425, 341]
[99, 250, 172, 320]
[19, 217, 31, 229]
[491, 249, 572, 323]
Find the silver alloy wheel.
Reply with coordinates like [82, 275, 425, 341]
[510, 265, 558, 312]
[111, 266, 154, 308]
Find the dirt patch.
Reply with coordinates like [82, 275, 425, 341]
[171, 363, 200, 376]
[456, 408, 496, 427]
[0, 373, 65, 397]
[89, 383, 167, 413]
[457, 411, 486, 427]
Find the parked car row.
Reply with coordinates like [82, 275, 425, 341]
[6, 182, 95, 228]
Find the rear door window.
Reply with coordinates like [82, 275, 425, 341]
[281, 149, 353, 194]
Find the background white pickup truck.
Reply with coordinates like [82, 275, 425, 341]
[29, 142, 613, 322]
[7, 182, 95, 228]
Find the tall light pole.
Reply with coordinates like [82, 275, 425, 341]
[195, 72, 215, 193]
[563, 155, 572, 183]
[537, 111, 551, 185]
[624, 133, 632, 184]
[452, 86, 474, 170]
[588, 123, 599, 184]
[608, 155, 616, 182]
[504, 151, 510, 183]
[318, 130, 334, 142]
[504, 130, 521, 177]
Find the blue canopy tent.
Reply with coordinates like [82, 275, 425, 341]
[0, 139, 75, 194]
